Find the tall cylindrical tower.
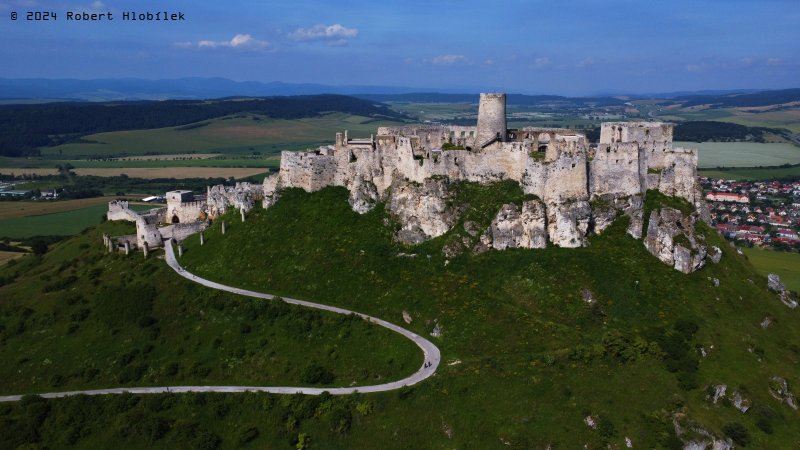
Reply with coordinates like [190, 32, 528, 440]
[475, 93, 507, 148]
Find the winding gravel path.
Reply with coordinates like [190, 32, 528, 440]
[0, 240, 440, 402]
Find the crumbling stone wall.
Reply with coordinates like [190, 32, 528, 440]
[260, 94, 704, 271]
[106, 200, 139, 222]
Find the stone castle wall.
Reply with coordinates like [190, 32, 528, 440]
[107, 200, 139, 222]
[167, 201, 204, 224]
[104, 93, 705, 271]
[264, 96, 699, 254]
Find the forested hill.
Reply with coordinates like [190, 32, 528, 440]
[0, 95, 408, 157]
[676, 88, 800, 108]
[355, 93, 626, 107]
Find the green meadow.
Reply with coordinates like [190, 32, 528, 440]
[42, 113, 404, 158]
[742, 248, 800, 293]
[0, 204, 152, 239]
[675, 141, 800, 168]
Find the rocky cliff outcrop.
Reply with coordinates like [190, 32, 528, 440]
[644, 208, 708, 274]
[387, 177, 460, 244]
[207, 182, 262, 218]
[477, 200, 548, 251]
[547, 200, 592, 248]
[591, 194, 644, 239]
[348, 176, 380, 214]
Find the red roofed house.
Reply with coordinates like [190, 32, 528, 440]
[706, 192, 749, 203]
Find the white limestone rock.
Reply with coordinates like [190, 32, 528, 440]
[388, 177, 460, 244]
[769, 376, 798, 410]
[767, 273, 798, 308]
[207, 182, 261, 218]
[732, 391, 750, 413]
[547, 200, 591, 248]
[767, 273, 786, 292]
[644, 207, 707, 273]
[348, 176, 379, 214]
[591, 194, 644, 238]
[481, 200, 548, 250]
[708, 246, 722, 264]
[712, 384, 727, 404]
[261, 174, 283, 209]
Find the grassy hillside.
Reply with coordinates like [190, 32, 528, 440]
[0, 221, 420, 396]
[175, 185, 799, 448]
[0, 184, 798, 449]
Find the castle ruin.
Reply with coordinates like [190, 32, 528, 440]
[107, 93, 714, 272]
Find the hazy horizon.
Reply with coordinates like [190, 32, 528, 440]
[1, 0, 798, 96]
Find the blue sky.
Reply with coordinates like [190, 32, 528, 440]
[0, 0, 797, 95]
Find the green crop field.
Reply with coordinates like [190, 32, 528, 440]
[654, 107, 800, 133]
[699, 164, 800, 180]
[0, 156, 279, 170]
[42, 113, 404, 158]
[675, 141, 800, 168]
[0, 203, 152, 238]
[387, 102, 476, 121]
[742, 248, 800, 293]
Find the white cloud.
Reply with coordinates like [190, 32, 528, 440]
[91, 1, 105, 9]
[289, 24, 359, 42]
[685, 63, 707, 73]
[534, 57, 551, 67]
[178, 34, 269, 50]
[766, 57, 783, 66]
[432, 54, 466, 65]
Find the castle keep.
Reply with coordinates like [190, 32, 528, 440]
[108, 93, 716, 273]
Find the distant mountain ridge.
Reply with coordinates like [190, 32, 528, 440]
[0, 78, 459, 102]
[1, 77, 795, 104]
[354, 93, 626, 107]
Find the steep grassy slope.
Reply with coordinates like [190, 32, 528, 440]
[0, 221, 420, 396]
[177, 185, 799, 448]
[0, 184, 798, 449]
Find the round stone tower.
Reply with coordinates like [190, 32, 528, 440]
[475, 93, 507, 148]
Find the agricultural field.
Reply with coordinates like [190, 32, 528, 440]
[0, 156, 278, 170]
[0, 251, 26, 265]
[699, 165, 800, 181]
[742, 248, 800, 293]
[675, 141, 800, 168]
[386, 102, 604, 129]
[0, 196, 144, 220]
[41, 113, 403, 158]
[0, 167, 271, 179]
[653, 107, 800, 133]
[0, 203, 153, 238]
[387, 102, 476, 121]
